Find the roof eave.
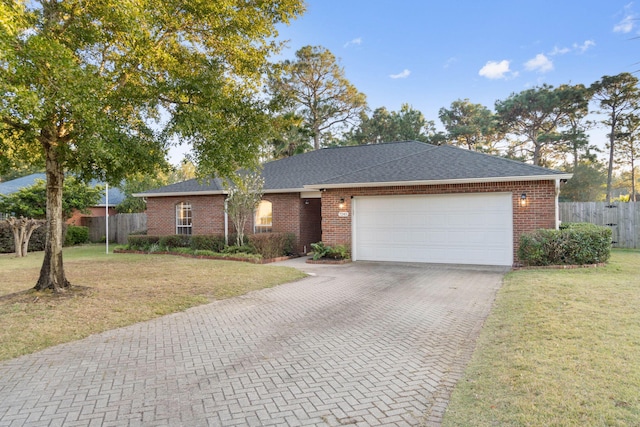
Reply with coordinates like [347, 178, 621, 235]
[133, 190, 226, 198]
[303, 174, 573, 190]
[133, 187, 313, 198]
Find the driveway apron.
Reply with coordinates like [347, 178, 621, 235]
[0, 260, 506, 426]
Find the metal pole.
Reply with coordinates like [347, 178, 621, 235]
[105, 183, 109, 254]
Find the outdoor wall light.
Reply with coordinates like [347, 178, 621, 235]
[520, 193, 527, 207]
[338, 198, 346, 209]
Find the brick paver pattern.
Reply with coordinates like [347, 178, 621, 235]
[0, 261, 505, 426]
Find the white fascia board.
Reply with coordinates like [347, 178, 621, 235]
[133, 188, 308, 198]
[132, 190, 226, 198]
[303, 174, 573, 190]
[300, 191, 322, 198]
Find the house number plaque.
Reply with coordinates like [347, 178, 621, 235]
[338, 211, 349, 217]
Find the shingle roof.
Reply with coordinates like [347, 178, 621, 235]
[140, 141, 571, 196]
[0, 173, 124, 206]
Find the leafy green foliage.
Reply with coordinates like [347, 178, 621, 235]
[0, 0, 304, 289]
[0, 220, 48, 253]
[126, 235, 162, 251]
[439, 99, 501, 153]
[189, 235, 226, 252]
[249, 233, 296, 259]
[0, 177, 102, 219]
[344, 104, 436, 145]
[268, 45, 367, 150]
[518, 223, 612, 266]
[225, 172, 264, 246]
[64, 226, 89, 246]
[495, 83, 590, 167]
[590, 73, 640, 203]
[158, 235, 191, 250]
[559, 161, 606, 201]
[310, 241, 350, 260]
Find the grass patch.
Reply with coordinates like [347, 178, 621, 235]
[0, 245, 306, 361]
[442, 249, 640, 426]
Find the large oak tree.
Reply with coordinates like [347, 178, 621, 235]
[0, 0, 303, 291]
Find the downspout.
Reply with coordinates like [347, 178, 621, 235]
[224, 197, 229, 245]
[555, 179, 560, 229]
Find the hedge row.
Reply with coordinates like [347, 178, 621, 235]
[518, 223, 612, 266]
[127, 233, 296, 259]
[0, 223, 88, 253]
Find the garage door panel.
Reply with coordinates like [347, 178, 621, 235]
[354, 193, 513, 266]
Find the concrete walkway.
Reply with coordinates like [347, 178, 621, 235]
[0, 260, 506, 426]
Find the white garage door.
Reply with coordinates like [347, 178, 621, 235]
[353, 193, 513, 266]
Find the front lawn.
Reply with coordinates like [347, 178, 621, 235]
[0, 245, 306, 361]
[442, 249, 640, 426]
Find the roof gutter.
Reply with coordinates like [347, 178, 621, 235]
[303, 174, 573, 190]
[132, 187, 315, 198]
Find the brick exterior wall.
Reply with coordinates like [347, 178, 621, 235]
[299, 198, 322, 254]
[145, 193, 322, 254]
[320, 180, 558, 265]
[67, 207, 117, 226]
[146, 195, 226, 236]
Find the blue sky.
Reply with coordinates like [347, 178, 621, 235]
[275, 1, 636, 121]
[170, 1, 637, 163]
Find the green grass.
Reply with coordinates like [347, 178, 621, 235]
[442, 249, 640, 426]
[0, 245, 306, 361]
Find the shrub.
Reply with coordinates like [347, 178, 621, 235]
[64, 226, 89, 246]
[158, 234, 190, 250]
[249, 233, 297, 259]
[127, 235, 161, 251]
[518, 223, 612, 266]
[327, 244, 350, 260]
[310, 241, 330, 260]
[193, 249, 217, 257]
[190, 235, 226, 252]
[222, 244, 256, 255]
[0, 220, 50, 253]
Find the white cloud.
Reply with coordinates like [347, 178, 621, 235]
[443, 57, 458, 69]
[549, 46, 571, 56]
[389, 69, 411, 79]
[574, 40, 595, 53]
[478, 60, 512, 79]
[525, 53, 554, 73]
[343, 37, 362, 48]
[614, 3, 636, 33]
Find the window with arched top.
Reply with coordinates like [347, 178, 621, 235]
[254, 200, 272, 233]
[176, 202, 192, 235]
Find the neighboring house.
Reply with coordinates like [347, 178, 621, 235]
[0, 173, 124, 225]
[138, 141, 571, 267]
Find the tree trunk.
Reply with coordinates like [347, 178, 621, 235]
[35, 145, 70, 292]
[23, 220, 42, 256]
[7, 217, 25, 257]
[606, 121, 616, 204]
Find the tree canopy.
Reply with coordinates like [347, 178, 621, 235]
[0, 177, 102, 219]
[0, 0, 304, 291]
[590, 73, 640, 203]
[268, 45, 367, 150]
[495, 84, 590, 167]
[439, 99, 500, 153]
[344, 104, 436, 145]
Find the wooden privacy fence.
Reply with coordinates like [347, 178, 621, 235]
[559, 202, 639, 249]
[85, 213, 147, 244]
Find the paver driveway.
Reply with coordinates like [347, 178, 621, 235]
[0, 260, 506, 427]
